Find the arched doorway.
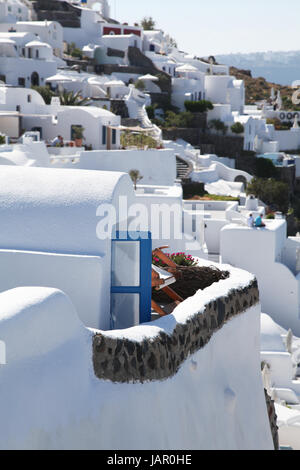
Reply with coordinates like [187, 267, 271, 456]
[31, 71, 39, 87]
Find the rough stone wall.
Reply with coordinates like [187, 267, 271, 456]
[107, 48, 125, 59]
[279, 165, 295, 193]
[32, 0, 81, 28]
[162, 128, 203, 146]
[162, 129, 244, 156]
[235, 154, 257, 174]
[265, 389, 279, 450]
[93, 279, 259, 383]
[149, 93, 173, 110]
[127, 47, 171, 94]
[199, 134, 244, 157]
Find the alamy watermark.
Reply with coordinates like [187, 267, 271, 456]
[96, 196, 206, 251]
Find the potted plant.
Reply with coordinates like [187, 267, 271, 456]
[129, 169, 143, 190]
[72, 126, 85, 147]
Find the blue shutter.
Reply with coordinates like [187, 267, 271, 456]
[111, 231, 152, 329]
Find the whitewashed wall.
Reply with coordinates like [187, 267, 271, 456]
[221, 221, 300, 335]
[0, 57, 57, 87]
[274, 130, 300, 151]
[0, 250, 108, 330]
[51, 149, 177, 186]
[0, 262, 273, 450]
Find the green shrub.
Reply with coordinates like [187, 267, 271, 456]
[31, 85, 55, 104]
[135, 80, 146, 91]
[182, 182, 206, 199]
[146, 105, 155, 120]
[164, 111, 194, 128]
[231, 122, 244, 134]
[140, 16, 156, 30]
[129, 169, 143, 190]
[209, 119, 228, 135]
[200, 194, 239, 202]
[71, 48, 83, 59]
[266, 118, 293, 131]
[121, 131, 158, 149]
[255, 158, 278, 178]
[155, 73, 171, 93]
[246, 177, 289, 213]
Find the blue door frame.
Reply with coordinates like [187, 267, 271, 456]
[111, 231, 152, 326]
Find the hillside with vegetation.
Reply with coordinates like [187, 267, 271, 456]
[230, 66, 300, 110]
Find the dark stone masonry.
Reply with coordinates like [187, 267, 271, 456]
[93, 279, 259, 383]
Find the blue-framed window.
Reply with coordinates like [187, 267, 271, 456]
[111, 231, 152, 330]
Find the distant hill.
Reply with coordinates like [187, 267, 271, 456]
[229, 66, 298, 109]
[215, 51, 300, 86]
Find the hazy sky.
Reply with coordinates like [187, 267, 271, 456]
[112, 0, 300, 56]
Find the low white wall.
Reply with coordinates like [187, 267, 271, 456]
[208, 155, 235, 169]
[282, 237, 300, 274]
[221, 222, 300, 335]
[274, 130, 300, 151]
[0, 263, 273, 449]
[205, 219, 229, 254]
[214, 161, 252, 183]
[0, 250, 109, 330]
[261, 351, 294, 390]
[191, 161, 251, 185]
[100, 34, 142, 51]
[183, 200, 236, 253]
[51, 149, 177, 186]
[261, 140, 280, 154]
[207, 104, 232, 122]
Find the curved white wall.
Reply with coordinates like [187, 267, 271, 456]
[0, 272, 273, 449]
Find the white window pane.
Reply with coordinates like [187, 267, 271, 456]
[111, 241, 140, 287]
[111, 294, 140, 329]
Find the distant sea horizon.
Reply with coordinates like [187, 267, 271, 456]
[214, 51, 300, 86]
